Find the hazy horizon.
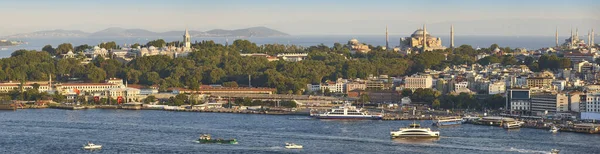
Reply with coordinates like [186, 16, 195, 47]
[1, 0, 598, 36]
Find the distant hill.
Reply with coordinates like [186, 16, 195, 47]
[5, 29, 90, 38]
[5, 27, 289, 38]
[204, 26, 289, 37]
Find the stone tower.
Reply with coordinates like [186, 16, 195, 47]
[385, 25, 389, 50]
[450, 24, 454, 48]
[183, 28, 191, 50]
[555, 27, 558, 48]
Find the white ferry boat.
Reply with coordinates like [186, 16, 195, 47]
[433, 116, 463, 126]
[502, 120, 523, 129]
[311, 103, 382, 120]
[391, 122, 440, 138]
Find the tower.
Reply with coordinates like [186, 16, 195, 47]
[450, 24, 455, 48]
[592, 29, 595, 47]
[555, 27, 559, 48]
[422, 24, 427, 51]
[570, 28, 574, 46]
[183, 28, 191, 50]
[589, 30, 592, 48]
[385, 25, 389, 50]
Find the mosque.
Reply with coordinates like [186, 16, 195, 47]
[398, 24, 449, 53]
[561, 28, 594, 50]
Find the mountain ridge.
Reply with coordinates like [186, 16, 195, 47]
[4, 26, 289, 38]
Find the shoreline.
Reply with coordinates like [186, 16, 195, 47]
[8, 105, 600, 135]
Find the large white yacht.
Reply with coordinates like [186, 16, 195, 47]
[391, 122, 440, 138]
[311, 103, 382, 120]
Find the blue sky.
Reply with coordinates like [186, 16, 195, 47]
[0, 0, 598, 36]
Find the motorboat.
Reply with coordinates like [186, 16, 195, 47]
[391, 122, 440, 138]
[433, 116, 463, 126]
[285, 142, 303, 149]
[83, 142, 102, 150]
[550, 126, 559, 133]
[197, 134, 238, 144]
[311, 103, 382, 120]
[551, 149, 560, 154]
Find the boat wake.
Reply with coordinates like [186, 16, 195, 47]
[507, 147, 549, 154]
[287, 117, 312, 120]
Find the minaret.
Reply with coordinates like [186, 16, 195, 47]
[385, 25, 389, 50]
[570, 28, 574, 46]
[592, 29, 595, 47]
[450, 24, 455, 48]
[589, 30, 592, 48]
[555, 27, 559, 48]
[183, 28, 191, 50]
[576, 28, 579, 40]
[422, 24, 427, 51]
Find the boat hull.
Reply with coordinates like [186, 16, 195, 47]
[433, 120, 463, 126]
[83, 145, 102, 150]
[285, 145, 303, 149]
[314, 115, 382, 120]
[197, 139, 238, 144]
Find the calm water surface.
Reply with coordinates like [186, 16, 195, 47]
[1, 109, 599, 154]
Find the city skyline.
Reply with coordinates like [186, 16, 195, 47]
[0, 0, 598, 36]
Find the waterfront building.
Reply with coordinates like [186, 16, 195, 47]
[178, 85, 276, 95]
[0, 81, 51, 93]
[506, 88, 531, 114]
[345, 82, 367, 94]
[320, 79, 347, 93]
[530, 92, 568, 115]
[403, 74, 433, 90]
[568, 91, 583, 112]
[584, 92, 600, 113]
[399, 25, 446, 52]
[105, 87, 141, 103]
[306, 84, 321, 93]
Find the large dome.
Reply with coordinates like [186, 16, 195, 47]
[411, 29, 430, 37]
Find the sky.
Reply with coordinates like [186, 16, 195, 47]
[0, 0, 599, 36]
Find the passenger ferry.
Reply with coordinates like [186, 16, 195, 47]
[391, 122, 440, 138]
[311, 103, 382, 120]
[433, 116, 463, 126]
[502, 120, 524, 129]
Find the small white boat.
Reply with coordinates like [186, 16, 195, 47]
[551, 149, 560, 154]
[550, 126, 559, 133]
[285, 142, 303, 149]
[83, 142, 102, 150]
